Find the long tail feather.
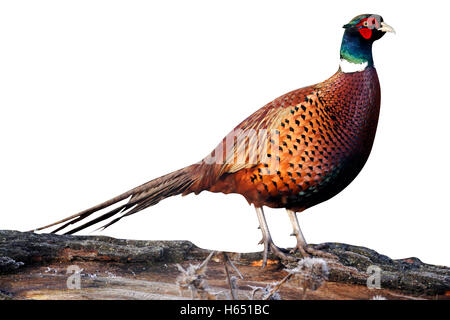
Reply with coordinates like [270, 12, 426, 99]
[33, 165, 197, 234]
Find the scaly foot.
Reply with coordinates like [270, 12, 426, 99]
[291, 242, 339, 260]
[259, 236, 295, 267]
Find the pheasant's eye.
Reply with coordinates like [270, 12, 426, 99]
[363, 21, 369, 27]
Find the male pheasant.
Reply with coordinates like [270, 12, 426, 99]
[35, 14, 395, 267]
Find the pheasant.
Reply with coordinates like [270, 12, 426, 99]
[35, 14, 395, 267]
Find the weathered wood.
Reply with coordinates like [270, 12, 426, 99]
[0, 230, 448, 300]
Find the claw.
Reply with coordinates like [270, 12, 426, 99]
[304, 246, 339, 260]
[290, 243, 310, 257]
[258, 237, 295, 268]
[290, 243, 338, 260]
[270, 243, 295, 262]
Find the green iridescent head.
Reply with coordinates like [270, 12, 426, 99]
[340, 14, 395, 66]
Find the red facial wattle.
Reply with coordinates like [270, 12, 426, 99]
[359, 28, 372, 39]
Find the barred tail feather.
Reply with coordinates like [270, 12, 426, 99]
[33, 165, 197, 235]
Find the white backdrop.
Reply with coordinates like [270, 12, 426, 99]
[1, 1, 449, 266]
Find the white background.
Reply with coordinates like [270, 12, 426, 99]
[1, 1, 449, 266]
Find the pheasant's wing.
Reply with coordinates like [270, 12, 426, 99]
[210, 85, 315, 175]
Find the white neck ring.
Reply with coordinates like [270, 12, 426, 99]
[339, 59, 368, 73]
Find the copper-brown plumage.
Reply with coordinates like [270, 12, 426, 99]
[35, 14, 394, 266]
[201, 69, 381, 212]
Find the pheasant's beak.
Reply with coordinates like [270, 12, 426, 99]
[377, 22, 396, 34]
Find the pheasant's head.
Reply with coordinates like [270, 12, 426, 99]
[340, 14, 394, 71]
[343, 14, 395, 41]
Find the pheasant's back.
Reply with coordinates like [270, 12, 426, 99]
[194, 67, 381, 211]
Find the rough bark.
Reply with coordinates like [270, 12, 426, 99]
[0, 230, 448, 300]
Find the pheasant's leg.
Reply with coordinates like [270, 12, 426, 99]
[287, 209, 338, 260]
[255, 207, 293, 267]
[287, 209, 309, 256]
